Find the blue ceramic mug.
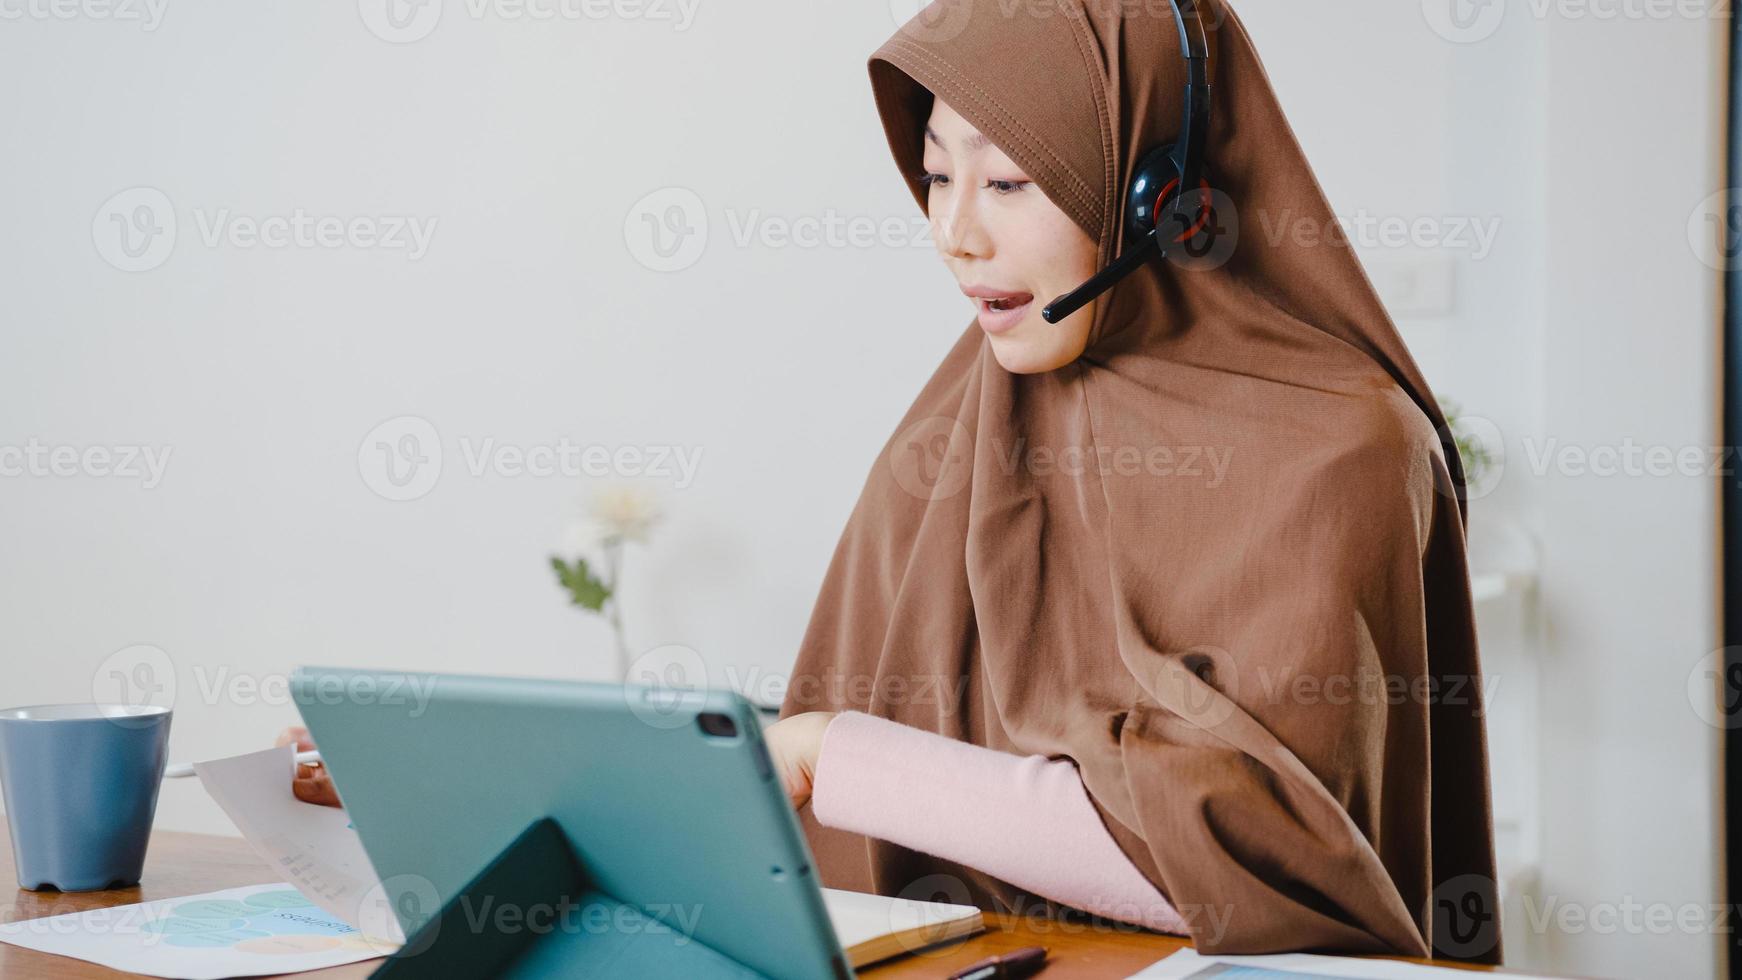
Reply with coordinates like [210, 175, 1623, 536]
[0, 704, 172, 891]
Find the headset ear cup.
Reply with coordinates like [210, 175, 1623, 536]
[1125, 143, 1184, 244]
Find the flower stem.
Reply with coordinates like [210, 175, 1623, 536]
[604, 538, 628, 681]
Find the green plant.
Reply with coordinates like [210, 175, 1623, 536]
[1439, 395, 1494, 488]
[550, 484, 662, 680]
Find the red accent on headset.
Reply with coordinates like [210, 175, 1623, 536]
[1153, 176, 1214, 243]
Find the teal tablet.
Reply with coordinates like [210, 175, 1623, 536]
[291, 667, 851, 980]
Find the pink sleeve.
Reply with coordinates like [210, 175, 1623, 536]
[807, 710, 1189, 935]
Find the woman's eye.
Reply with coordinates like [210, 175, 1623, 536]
[918, 171, 951, 188]
[987, 179, 1031, 194]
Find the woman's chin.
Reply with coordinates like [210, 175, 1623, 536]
[987, 333, 1074, 375]
[985, 310, 1094, 375]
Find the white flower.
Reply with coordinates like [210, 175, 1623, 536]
[587, 483, 663, 544]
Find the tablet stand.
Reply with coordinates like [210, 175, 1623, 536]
[370, 817, 768, 979]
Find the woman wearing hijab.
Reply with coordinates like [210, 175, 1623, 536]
[765, 0, 1502, 964]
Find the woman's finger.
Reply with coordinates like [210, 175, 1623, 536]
[292, 775, 343, 808]
[275, 726, 316, 751]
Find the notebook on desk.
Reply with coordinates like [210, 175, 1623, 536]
[822, 886, 985, 969]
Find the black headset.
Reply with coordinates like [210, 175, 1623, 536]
[1041, 0, 1213, 324]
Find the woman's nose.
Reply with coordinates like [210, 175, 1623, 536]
[934, 194, 990, 260]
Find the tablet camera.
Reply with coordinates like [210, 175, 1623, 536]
[696, 711, 739, 740]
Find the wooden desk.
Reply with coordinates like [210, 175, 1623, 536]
[0, 820, 1500, 979]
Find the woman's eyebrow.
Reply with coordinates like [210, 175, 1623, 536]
[923, 125, 993, 153]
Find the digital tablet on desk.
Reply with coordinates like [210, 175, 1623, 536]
[291, 666, 851, 980]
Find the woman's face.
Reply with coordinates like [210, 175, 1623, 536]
[921, 98, 1100, 374]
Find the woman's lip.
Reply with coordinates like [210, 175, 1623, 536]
[974, 294, 1034, 335]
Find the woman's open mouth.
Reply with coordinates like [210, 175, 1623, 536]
[965, 288, 1035, 335]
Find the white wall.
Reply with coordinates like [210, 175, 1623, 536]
[0, 0, 954, 830]
[0, 3, 1726, 977]
[1532, 10, 1727, 980]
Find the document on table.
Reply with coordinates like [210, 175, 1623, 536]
[189, 745, 405, 944]
[1131, 949, 1560, 979]
[0, 882, 388, 979]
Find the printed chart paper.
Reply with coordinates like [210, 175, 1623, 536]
[191, 745, 404, 943]
[0, 882, 387, 979]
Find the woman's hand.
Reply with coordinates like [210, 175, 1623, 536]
[275, 726, 343, 808]
[762, 711, 838, 810]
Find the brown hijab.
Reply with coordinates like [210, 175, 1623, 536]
[779, 0, 1500, 963]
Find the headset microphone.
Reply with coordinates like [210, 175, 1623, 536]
[1041, 0, 1213, 325]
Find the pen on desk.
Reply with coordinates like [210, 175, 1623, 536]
[946, 945, 1048, 980]
[163, 750, 323, 779]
